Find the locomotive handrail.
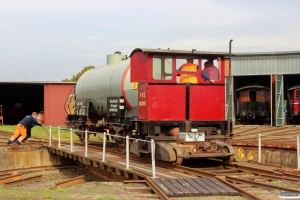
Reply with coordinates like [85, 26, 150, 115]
[107, 133, 157, 178]
[258, 133, 300, 170]
[52, 127, 157, 178]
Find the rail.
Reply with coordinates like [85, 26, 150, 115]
[53, 175, 85, 189]
[3, 174, 43, 188]
[49, 127, 157, 178]
[258, 134, 300, 170]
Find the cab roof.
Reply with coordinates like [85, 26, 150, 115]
[130, 48, 229, 58]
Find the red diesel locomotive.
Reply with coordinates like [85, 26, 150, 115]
[66, 48, 236, 165]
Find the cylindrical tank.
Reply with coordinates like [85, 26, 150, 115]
[76, 54, 137, 114]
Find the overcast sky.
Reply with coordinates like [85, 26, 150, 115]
[1, 0, 299, 81]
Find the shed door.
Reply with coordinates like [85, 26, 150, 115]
[225, 76, 233, 120]
[275, 74, 284, 126]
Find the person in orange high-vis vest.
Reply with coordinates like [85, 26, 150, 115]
[179, 59, 213, 84]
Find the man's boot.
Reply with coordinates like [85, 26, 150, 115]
[7, 140, 12, 145]
[13, 141, 21, 146]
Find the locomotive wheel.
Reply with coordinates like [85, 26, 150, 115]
[172, 147, 183, 165]
[80, 135, 84, 144]
[117, 142, 126, 153]
[223, 155, 235, 164]
[80, 131, 89, 144]
[222, 146, 235, 164]
[173, 156, 183, 165]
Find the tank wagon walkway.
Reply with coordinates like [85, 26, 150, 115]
[47, 143, 239, 198]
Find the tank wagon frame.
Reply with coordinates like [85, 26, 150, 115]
[66, 48, 236, 165]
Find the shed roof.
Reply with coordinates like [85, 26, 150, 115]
[233, 50, 300, 57]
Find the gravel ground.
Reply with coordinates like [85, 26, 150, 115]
[0, 165, 245, 200]
[1, 165, 300, 200]
[0, 181, 249, 200]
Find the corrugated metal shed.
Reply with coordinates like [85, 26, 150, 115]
[232, 51, 300, 75]
[44, 84, 75, 126]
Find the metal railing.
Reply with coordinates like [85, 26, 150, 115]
[48, 127, 157, 178]
[258, 133, 300, 170]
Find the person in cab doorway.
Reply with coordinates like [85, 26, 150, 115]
[203, 61, 220, 83]
[7, 112, 43, 145]
[179, 58, 214, 84]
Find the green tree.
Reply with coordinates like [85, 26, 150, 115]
[62, 65, 95, 82]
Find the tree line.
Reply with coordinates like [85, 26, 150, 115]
[62, 65, 95, 82]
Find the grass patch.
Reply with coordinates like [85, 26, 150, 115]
[271, 180, 287, 187]
[97, 197, 118, 200]
[57, 188, 69, 193]
[0, 125, 16, 132]
[0, 125, 102, 142]
[98, 183, 109, 188]
[256, 188, 263, 196]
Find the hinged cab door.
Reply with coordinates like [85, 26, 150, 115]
[131, 52, 147, 82]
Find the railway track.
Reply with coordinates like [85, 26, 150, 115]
[233, 125, 300, 149]
[58, 139, 300, 199]
[2, 130, 300, 199]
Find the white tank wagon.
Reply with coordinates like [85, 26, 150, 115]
[66, 52, 138, 137]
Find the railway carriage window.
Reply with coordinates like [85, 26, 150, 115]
[152, 56, 172, 80]
[250, 91, 256, 101]
[296, 91, 300, 101]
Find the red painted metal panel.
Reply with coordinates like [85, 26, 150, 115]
[190, 85, 225, 120]
[44, 84, 75, 126]
[293, 89, 300, 113]
[138, 83, 147, 120]
[130, 52, 147, 82]
[147, 85, 186, 121]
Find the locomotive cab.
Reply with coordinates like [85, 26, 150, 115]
[129, 48, 236, 164]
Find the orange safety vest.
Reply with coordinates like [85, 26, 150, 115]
[180, 63, 198, 83]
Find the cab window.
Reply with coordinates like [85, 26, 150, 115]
[152, 56, 172, 80]
[176, 57, 199, 84]
[176, 57, 199, 71]
[201, 58, 221, 81]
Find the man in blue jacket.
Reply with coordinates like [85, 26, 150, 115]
[14, 116, 39, 143]
[7, 112, 43, 145]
